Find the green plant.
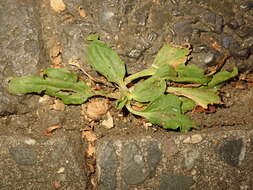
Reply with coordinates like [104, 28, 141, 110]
[8, 35, 238, 132]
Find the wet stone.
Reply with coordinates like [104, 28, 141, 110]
[217, 138, 244, 167]
[97, 143, 118, 190]
[9, 145, 38, 166]
[121, 142, 149, 185]
[158, 175, 195, 190]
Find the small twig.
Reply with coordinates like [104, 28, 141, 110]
[69, 61, 115, 87]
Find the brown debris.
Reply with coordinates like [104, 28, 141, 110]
[206, 53, 229, 76]
[193, 105, 216, 113]
[82, 98, 110, 120]
[78, 7, 87, 18]
[45, 125, 62, 136]
[50, 43, 63, 67]
[50, 99, 65, 111]
[53, 181, 61, 189]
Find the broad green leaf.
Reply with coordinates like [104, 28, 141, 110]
[131, 77, 166, 102]
[153, 64, 177, 78]
[167, 87, 220, 108]
[173, 64, 211, 84]
[180, 97, 196, 113]
[153, 44, 191, 68]
[127, 95, 196, 132]
[208, 67, 238, 87]
[86, 39, 126, 86]
[44, 68, 78, 82]
[9, 68, 94, 104]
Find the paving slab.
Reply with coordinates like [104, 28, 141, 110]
[96, 129, 253, 190]
[0, 135, 88, 190]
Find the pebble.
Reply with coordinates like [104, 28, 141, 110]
[147, 31, 158, 42]
[233, 48, 250, 59]
[128, 49, 142, 58]
[191, 169, 197, 175]
[24, 138, 37, 145]
[236, 26, 253, 39]
[204, 51, 216, 65]
[228, 19, 240, 30]
[222, 35, 233, 49]
[183, 134, 203, 144]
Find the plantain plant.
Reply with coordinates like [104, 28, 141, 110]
[8, 35, 238, 132]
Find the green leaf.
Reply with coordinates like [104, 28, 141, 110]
[44, 68, 78, 82]
[86, 39, 126, 86]
[180, 97, 196, 113]
[173, 64, 211, 84]
[127, 95, 196, 132]
[167, 87, 220, 109]
[153, 64, 177, 78]
[115, 97, 128, 109]
[153, 44, 191, 68]
[208, 67, 238, 87]
[131, 77, 166, 102]
[9, 68, 94, 104]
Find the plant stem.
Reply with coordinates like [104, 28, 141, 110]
[124, 68, 156, 85]
[93, 90, 121, 99]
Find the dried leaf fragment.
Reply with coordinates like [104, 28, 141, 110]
[45, 125, 62, 136]
[82, 130, 97, 142]
[78, 7, 87, 17]
[50, 0, 66, 13]
[53, 181, 61, 189]
[50, 99, 65, 111]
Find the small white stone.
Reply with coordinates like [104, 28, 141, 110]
[57, 167, 65, 174]
[183, 134, 203, 144]
[191, 169, 197, 175]
[24, 138, 37, 145]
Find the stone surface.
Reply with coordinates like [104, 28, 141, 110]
[158, 175, 195, 190]
[0, 0, 47, 116]
[97, 143, 118, 190]
[217, 138, 245, 167]
[0, 135, 87, 190]
[96, 130, 253, 189]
